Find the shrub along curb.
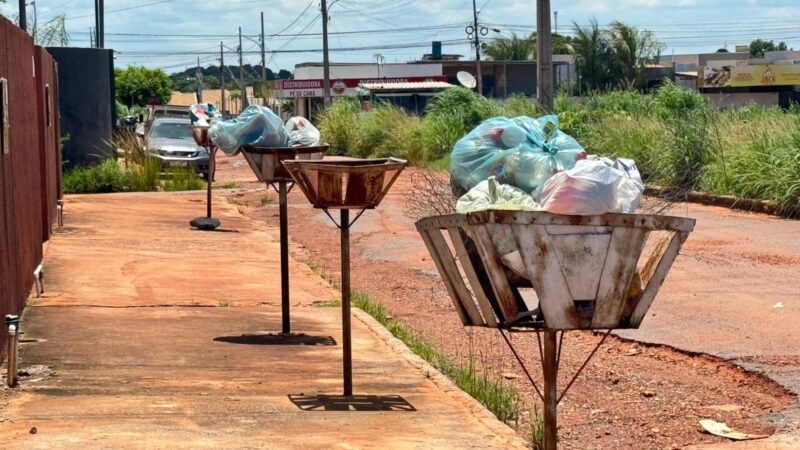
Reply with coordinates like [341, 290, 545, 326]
[645, 186, 781, 216]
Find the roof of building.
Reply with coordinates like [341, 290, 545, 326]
[169, 91, 197, 107]
[358, 80, 454, 92]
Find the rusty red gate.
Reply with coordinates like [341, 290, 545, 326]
[0, 16, 62, 354]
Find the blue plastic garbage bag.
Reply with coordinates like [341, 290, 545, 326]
[450, 115, 586, 194]
[210, 105, 289, 155]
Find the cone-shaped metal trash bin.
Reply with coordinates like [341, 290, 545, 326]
[239, 145, 329, 334]
[284, 157, 407, 396]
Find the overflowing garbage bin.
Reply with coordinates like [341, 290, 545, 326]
[416, 113, 695, 449]
[209, 106, 328, 334]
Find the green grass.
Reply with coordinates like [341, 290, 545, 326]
[304, 261, 521, 424]
[312, 82, 800, 216]
[63, 159, 129, 193]
[260, 194, 276, 206]
[351, 291, 520, 424]
[64, 132, 206, 194]
[63, 158, 207, 194]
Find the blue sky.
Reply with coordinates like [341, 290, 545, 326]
[2, 0, 799, 74]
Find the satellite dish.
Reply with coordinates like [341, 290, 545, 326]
[457, 71, 477, 89]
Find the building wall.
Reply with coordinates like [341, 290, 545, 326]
[47, 47, 115, 168]
[0, 17, 62, 358]
[294, 63, 442, 80]
[703, 92, 780, 108]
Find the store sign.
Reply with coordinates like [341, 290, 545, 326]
[272, 76, 448, 98]
[730, 64, 800, 87]
[702, 64, 800, 88]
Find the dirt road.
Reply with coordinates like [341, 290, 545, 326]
[220, 155, 797, 449]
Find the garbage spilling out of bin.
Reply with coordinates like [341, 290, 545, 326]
[189, 103, 223, 126]
[450, 114, 644, 217]
[209, 106, 321, 155]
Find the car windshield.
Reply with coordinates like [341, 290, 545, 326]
[150, 122, 192, 140]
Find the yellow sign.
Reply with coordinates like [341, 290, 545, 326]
[729, 64, 800, 87]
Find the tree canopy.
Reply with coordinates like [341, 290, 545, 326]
[169, 65, 293, 93]
[572, 19, 663, 92]
[115, 67, 172, 107]
[748, 39, 788, 58]
[482, 32, 574, 61]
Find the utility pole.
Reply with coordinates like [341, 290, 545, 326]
[220, 42, 226, 115]
[554, 10, 558, 35]
[260, 12, 267, 83]
[196, 57, 204, 103]
[18, 0, 26, 32]
[89, 27, 94, 48]
[95, 0, 104, 48]
[321, 0, 332, 106]
[239, 27, 248, 109]
[471, 0, 483, 95]
[536, 0, 554, 111]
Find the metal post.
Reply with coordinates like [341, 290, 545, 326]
[238, 27, 247, 109]
[18, 0, 27, 32]
[543, 330, 558, 450]
[197, 57, 204, 103]
[554, 10, 558, 35]
[536, 0, 554, 110]
[341, 208, 352, 396]
[219, 42, 226, 115]
[260, 12, 267, 83]
[471, 0, 483, 95]
[97, 0, 104, 48]
[279, 181, 291, 334]
[206, 149, 215, 218]
[321, 0, 332, 106]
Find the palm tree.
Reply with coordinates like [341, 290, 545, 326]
[608, 21, 663, 89]
[482, 33, 535, 61]
[572, 19, 664, 92]
[572, 19, 613, 92]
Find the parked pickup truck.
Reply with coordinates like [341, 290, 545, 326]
[144, 117, 209, 177]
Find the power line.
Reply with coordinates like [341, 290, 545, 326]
[65, 1, 175, 20]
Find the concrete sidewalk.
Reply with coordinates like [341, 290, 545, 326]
[0, 191, 526, 449]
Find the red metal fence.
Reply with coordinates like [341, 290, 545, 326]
[0, 17, 62, 346]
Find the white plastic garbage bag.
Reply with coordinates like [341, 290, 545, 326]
[457, 177, 540, 272]
[285, 116, 321, 147]
[456, 176, 541, 214]
[535, 159, 644, 215]
[210, 105, 288, 155]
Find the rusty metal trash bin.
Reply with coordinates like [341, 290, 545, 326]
[239, 145, 329, 334]
[284, 157, 407, 395]
[415, 210, 695, 448]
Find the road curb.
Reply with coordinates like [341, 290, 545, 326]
[352, 308, 530, 449]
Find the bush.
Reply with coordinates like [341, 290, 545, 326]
[63, 159, 128, 193]
[502, 94, 542, 118]
[313, 83, 800, 217]
[317, 98, 361, 155]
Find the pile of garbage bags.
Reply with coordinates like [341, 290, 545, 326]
[209, 106, 321, 155]
[451, 115, 644, 216]
[190, 103, 223, 126]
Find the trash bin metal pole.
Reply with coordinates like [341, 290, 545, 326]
[341, 208, 353, 396]
[207, 149, 215, 218]
[279, 180, 291, 334]
[543, 330, 558, 450]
